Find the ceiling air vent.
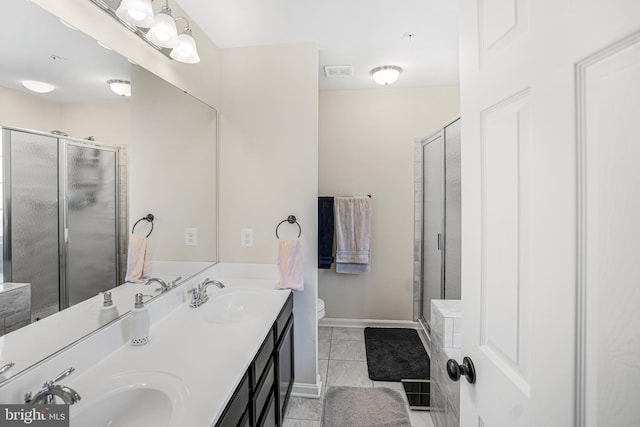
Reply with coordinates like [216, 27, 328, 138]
[323, 65, 354, 78]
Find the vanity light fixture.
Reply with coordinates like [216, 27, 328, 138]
[370, 65, 403, 85]
[145, 1, 179, 48]
[115, 0, 156, 28]
[22, 80, 55, 93]
[107, 79, 131, 97]
[89, 0, 200, 65]
[170, 17, 200, 64]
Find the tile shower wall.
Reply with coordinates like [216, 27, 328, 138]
[430, 300, 461, 427]
[0, 283, 31, 336]
[118, 147, 128, 285]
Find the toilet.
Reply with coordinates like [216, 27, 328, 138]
[317, 298, 326, 322]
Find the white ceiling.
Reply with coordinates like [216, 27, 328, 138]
[1, 0, 459, 104]
[177, 0, 460, 91]
[1, 0, 131, 103]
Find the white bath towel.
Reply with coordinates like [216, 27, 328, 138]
[125, 234, 150, 283]
[277, 238, 304, 290]
[334, 197, 372, 274]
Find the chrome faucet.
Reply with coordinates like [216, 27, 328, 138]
[189, 277, 225, 308]
[24, 367, 81, 405]
[145, 276, 182, 293]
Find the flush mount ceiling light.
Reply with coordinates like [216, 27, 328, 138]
[116, 0, 156, 28]
[145, 2, 179, 48]
[170, 18, 200, 64]
[370, 65, 403, 85]
[22, 80, 55, 93]
[107, 79, 131, 97]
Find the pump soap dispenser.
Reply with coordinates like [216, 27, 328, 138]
[130, 293, 150, 345]
[98, 291, 119, 327]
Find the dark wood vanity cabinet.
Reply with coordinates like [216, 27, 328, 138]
[215, 293, 294, 427]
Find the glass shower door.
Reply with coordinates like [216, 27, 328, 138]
[5, 129, 61, 321]
[421, 133, 444, 328]
[65, 143, 118, 307]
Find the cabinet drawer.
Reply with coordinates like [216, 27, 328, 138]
[258, 391, 277, 427]
[253, 359, 275, 423]
[216, 372, 249, 427]
[275, 293, 293, 343]
[251, 328, 274, 390]
[239, 409, 250, 427]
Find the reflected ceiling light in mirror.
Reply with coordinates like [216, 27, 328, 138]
[115, 0, 156, 28]
[370, 65, 403, 85]
[146, 2, 179, 48]
[107, 79, 131, 97]
[22, 80, 55, 93]
[170, 18, 200, 64]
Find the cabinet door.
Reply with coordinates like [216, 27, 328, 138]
[276, 315, 294, 426]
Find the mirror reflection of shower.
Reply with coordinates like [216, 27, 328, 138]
[2, 128, 120, 323]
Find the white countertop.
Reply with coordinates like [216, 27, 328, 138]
[0, 263, 291, 427]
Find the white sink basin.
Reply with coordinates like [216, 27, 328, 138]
[200, 290, 263, 324]
[70, 371, 188, 427]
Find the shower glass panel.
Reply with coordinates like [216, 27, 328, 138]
[65, 143, 118, 307]
[421, 134, 444, 327]
[6, 130, 60, 321]
[444, 119, 461, 299]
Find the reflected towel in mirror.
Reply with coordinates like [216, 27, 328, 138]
[125, 234, 150, 283]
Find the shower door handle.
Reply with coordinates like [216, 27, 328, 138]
[437, 233, 443, 251]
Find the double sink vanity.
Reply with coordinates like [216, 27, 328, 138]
[0, 262, 295, 427]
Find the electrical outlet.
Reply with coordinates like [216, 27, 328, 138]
[185, 228, 198, 246]
[241, 228, 253, 247]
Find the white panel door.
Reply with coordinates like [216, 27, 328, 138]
[458, 1, 640, 426]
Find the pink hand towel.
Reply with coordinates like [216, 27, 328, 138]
[125, 234, 150, 283]
[276, 238, 304, 290]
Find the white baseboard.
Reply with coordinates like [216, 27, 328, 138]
[291, 376, 322, 399]
[319, 317, 419, 329]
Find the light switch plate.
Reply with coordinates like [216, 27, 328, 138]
[185, 228, 197, 246]
[241, 228, 253, 247]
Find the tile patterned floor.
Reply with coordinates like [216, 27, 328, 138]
[283, 327, 434, 427]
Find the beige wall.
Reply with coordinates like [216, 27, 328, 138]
[219, 43, 319, 387]
[62, 99, 130, 146]
[0, 86, 62, 132]
[318, 87, 460, 320]
[0, 85, 130, 146]
[130, 66, 217, 261]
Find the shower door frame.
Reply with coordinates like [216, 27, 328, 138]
[418, 130, 446, 334]
[414, 116, 461, 335]
[2, 126, 120, 315]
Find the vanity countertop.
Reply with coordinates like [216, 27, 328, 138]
[68, 278, 290, 426]
[0, 262, 290, 427]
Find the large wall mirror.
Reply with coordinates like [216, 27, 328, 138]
[0, 0, 217, 380]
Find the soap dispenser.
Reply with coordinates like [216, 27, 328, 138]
[130, 293, 150, 346]
[97, 291, 119, 327]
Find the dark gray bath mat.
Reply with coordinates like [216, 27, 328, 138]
[364, 327, 430, 381]
[322, 386, 411, 427]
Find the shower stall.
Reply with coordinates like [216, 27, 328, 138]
[415, 118, 461, 333]
[1, 127, 120, 322]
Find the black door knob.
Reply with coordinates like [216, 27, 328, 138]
[446, 356, 476, 384]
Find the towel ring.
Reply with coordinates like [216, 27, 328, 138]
[275, 215, 301, 239]
[132, 213, 154, 238]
